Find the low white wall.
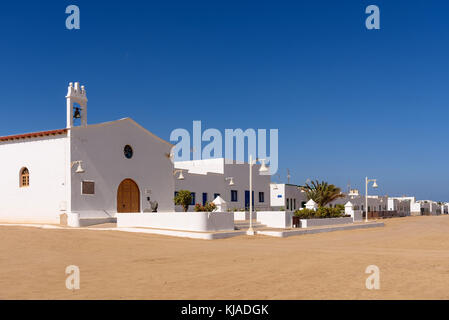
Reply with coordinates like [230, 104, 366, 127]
[257, 211, 293, 228]
[234, 211, 257, 221]
[346, 208, 363, 222]
[300, 217, 353, 228]
[117, 211, 234, 232]
[353, 210, 363, 222]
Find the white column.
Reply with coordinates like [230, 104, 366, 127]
[365, 177, 368, 223]
[247, 154, 255, 235]
[66, 82, 74, 128]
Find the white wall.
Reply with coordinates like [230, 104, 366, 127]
[300, 217, 353, 228]
[416, 200, 441, 215]
[270, 183, 285, 207]
[234, 211, 257, 221]
[175, 158, 224, 175]
[270, 184, 308, 211]
[70, 118, 174, 217]
[329, 194, 388, 213]
[174, 158, 271, 212]
[388, 196, 413, 216]
[225, 161, 270, 211]
[117, 211, 234, 232]
[441, 204, 447, 214]
[175, 171, 226, 212]
[0, 135, 68, 223]
[257, 211, 293, 228]
[410, 201, 421, 215]
[285, 184, 307, 211]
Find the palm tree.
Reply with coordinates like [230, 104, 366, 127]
[299, 180, 345, 207]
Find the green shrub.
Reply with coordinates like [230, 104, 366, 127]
[293, 208, 316, 219]
[294, 206, 345, 219]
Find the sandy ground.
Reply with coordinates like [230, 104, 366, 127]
[0, 215, 449, 299]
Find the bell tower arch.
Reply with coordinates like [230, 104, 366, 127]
[66, 82, 88, 128]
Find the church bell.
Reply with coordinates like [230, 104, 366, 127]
[73, 107, 81, 119]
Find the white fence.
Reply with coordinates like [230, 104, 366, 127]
[300, 217, 353, 228]
[257, 211, 293, 228]
[117, 211, 234, 232]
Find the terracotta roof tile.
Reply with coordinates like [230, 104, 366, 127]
[0, 129, 68, 142]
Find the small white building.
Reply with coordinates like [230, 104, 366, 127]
[387, 197, 411, 216]
[270, 183, 308, 211]
[0, 82, 174, 226]
[414, 200, 442, 215]
[387, 196, 415, 216]
[174, 158, 271, 212]
[442, 203, 449, 215]
[392, 197, 442, 216]
[328, 189, 389, 213]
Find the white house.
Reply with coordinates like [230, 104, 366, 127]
[391, 197, 442, 216]
[328, 189, 389, 213]
[414, 200, 442, 215]
[0, 82, 174, 226]
[270, 183, 308, 211]
[387, 197, 411, 216]
[442, 203, 449, 215]
[386, 196, 416, 216]
[174, 158, 271, 212]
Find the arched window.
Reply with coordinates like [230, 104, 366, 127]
[20, 167, 30, 187]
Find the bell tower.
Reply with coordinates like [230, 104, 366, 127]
[66, 82, 88, 128]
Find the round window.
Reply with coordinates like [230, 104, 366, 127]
[124, 145, 133, 159]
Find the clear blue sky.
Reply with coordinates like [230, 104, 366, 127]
[1, 1, 449, 200]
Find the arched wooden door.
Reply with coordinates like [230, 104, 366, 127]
[117, 179, 140, 213]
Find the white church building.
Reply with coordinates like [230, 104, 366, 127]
[0, 82, 174, 226]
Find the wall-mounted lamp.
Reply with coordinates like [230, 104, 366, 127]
[259, 159, 269, 173]
[225, 177, 235, 186]
[173, 169, 185, 180]
[71, 160, 85, 174]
